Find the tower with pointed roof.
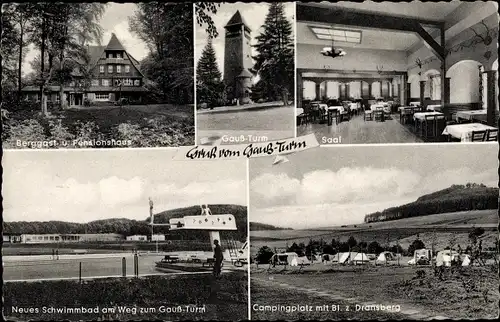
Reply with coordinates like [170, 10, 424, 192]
[224, 10, 253, 104]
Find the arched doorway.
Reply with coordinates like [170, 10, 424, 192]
[446, 60, 483, 106]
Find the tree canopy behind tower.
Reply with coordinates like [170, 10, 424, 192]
[251, 3, 294, 105]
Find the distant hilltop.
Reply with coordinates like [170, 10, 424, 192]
[365, 184, 498, 223]
[250, 222, 293, 231]
[3, 204, 247, 241]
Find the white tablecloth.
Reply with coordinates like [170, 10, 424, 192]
[328, 105, 345, 113]
[413, 111, 445, 121]
[371, 103, 390, 114]
[426, 105, 441, 111]
[349, 103, 359, 110]
[456, 110, 487, 121]
[442, 123, 497, 142]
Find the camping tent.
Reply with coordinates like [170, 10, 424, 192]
[270, 252, 310, 267]
[436, 250, 460, 267]
[335, 252, 352, 264]
[376, 251, 395, 264]
[461, 254, 471, 266]
[408, 249, 431, 265]
[352, 252, 370, 265]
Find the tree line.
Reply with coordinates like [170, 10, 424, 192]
[196, 3, 294, 108]
[3, 204, 247, 242]
[365, 184, 498, 223]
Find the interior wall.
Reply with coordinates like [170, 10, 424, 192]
[298, 44, 407, 71]
[446, 60, 482, 103]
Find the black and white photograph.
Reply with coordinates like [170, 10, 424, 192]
[249, 144, 498, 320]
[2, 149, 248, 321]
[195, 2, 295, 145]
[296, 1, 499, 144]
[1, 2, 194, 149]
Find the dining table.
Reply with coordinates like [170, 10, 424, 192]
[442, 123, 497, 142]
[455, 110, 487, 123]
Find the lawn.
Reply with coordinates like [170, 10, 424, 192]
[2, 104, 194, 148]
[251, 265, 498, 320]
[4, 272, 247, 321]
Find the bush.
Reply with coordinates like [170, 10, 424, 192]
[48, 119, 75, 142]
[2, 119, 48, 148]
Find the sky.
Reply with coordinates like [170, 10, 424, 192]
[249, 144, 498, 229]
[195, 2, 295, 79]
[22, 3, 149, 75]
[2, 149, 247, 223]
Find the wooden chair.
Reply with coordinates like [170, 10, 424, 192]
[327, 109, 339, 126]
[471, 130, 487, 142]
[485, 129, 498, 141]
[374, 108, 384, 122]
[364, 109, 373, 121]
[422, 115, 438, 139]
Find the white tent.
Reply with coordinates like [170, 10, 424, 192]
[352, 252, 370, 264]
[376, 251, 395, 264]
[335, 252, 352, 264]
[461, 254, 471, 266]
[436, 250, 460, 267]
[409, 249, 431, 265]
[271, 252, 310, 267]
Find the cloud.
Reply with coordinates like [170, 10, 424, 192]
[251, 167, 421, 208]
[3, 176, 246, 223]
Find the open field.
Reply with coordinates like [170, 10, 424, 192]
[251, 210, 498, 255]
[4, 271, 247, 321]
[251, 265, 498, 320]
[3, 104, 195, 148]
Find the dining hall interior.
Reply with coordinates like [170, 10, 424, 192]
[296, 1, 499, 144]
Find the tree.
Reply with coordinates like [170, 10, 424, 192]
[196, 38, 224, 108]
[129, 3, 193, 104]
[255, 246, 274, 264]
[368, 241, 383, 254]
[408, 238, 426, 256]
[1, 4, 21, 105]
[251, 3, 294, 105]
[195, 3, 220, 39]
[347, 236, 357, 249]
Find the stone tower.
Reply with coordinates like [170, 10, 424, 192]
[223, 10, 253, 104]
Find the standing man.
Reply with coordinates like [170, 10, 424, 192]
[213, 239, 224, 278]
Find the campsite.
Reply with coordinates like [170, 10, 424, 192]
[250, 208, 498, 320]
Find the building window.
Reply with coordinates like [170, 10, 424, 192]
[95, 93, 109, 100]
[134, 80, 140, 86]
[102, 79, 110, 86]
[108, 65, 113, 73]
[91, 79, 99, 86]
[125, 65, 130, 73]
[99, 65, 104, 73]
[430, 75, 441, 100]
[117, 65, 121, 73]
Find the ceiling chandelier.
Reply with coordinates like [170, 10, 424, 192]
[320, 27, 346, 58]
